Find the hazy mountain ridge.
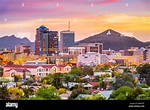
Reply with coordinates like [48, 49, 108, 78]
[0, 35, 34, 51]
[76, 29, 148, 50]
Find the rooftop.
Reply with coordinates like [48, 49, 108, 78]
[39, 25, 46, 29]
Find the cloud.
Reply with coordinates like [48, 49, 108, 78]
[0, 0, 121, 22]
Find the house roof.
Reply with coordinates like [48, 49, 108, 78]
[76, 94, 92, 99]
[82, 83, 93, 87]
[100, 91, 113, 99]
[20, 85, 41, 91]
[91, 90, 113, 99]
[5, 68, 30, 73]
[89, 82, 100, 86]
[4, 64, 70, 69]
[84, 75, 90, 79]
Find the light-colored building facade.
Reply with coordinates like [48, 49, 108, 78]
[3, 64, 72, 78]
[15, 44, 30, 55]
[78, 52, 108, 66]
[108, 54, 143, 65]
[47, 54, 78, 65]
[75, 43, 103, 54]
[68, 47, 85, 55]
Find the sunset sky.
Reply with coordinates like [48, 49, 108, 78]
[0, 0, 150, 42]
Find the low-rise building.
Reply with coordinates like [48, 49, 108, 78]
[3, 64, 72, 78]
[68, 47, 85, 55]
[75, 43, 103, 54]
[78, 52, 108, 66]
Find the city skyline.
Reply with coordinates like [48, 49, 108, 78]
[0, 0, 150, 42]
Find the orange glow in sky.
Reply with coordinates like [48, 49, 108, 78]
[0, 0, 150, 42]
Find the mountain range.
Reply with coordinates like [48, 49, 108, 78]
[0, 29, 149, 51]
[76, 29, 150, 50]
[0, 35, 34, 51]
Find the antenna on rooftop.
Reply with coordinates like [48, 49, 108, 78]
[68, 21, 70, 31]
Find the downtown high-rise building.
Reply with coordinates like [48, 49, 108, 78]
[60, 30, 75, 53]
[35, 25, 58, 56]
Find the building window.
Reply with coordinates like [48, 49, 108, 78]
[39, 69, 41, 72]
[66, 68, 69, 71]
[53, 67, 56, 73]
[39, 73, 41, 76]
[46, 68, 48, 71]
[60, 68, 62, 71]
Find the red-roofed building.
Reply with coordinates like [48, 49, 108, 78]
[3, 64, 71, 78]
[89, 82, 100, 86]
[5, 68, 30, 77]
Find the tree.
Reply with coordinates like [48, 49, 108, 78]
[99, 64, 111, 71]
[25, 76, 36, 84]
[7, 61, 13, 65]
[62, 74, 73, 87]
[21, 96, 46, 100]
[123, 68, 130, 73]
[137, 64, 150, 77]
[36, 86, 61, 100]
[43, 79, 47, 84]
[100, 81, 107, 90]
[80, 66, 94, 76]
[22, 87, 33, 98]
[137, 63, 150, 85]
[136, 91, 150, 100]
[69, 88, 91, 100]
[131, 87, 144, 100]
[69, 67, 83, 76]
[0, 68, 3, 77]
[100, 73, 111, 78]
[124, 81, 134, 88]
[139, 84, 149, 88]
[62, 73, 79, 87]
[82, 93, 106, 100]
[112, 78, 124, 90]
[14, 75, 19, 82]
[57, 88, 68, 95]
[110, 86, 135, 100]
[94, 75, 100, 82]
[122, 74, 135, 83]
[115, 93, 127, 100]
[52, 73, 63, 89]
[0, 58, 3, 65]
[8, 87, 24, 100]
[0, 85, 10, 100]
[41, 74, 54, 84]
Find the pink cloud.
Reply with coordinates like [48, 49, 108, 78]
[94, 0, 121, 5]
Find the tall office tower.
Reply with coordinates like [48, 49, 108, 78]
[35, 25, 58, 56]
[35, 25, 49, 55]
[60, 21, 75, 53]
[48, 31, 59, 55]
